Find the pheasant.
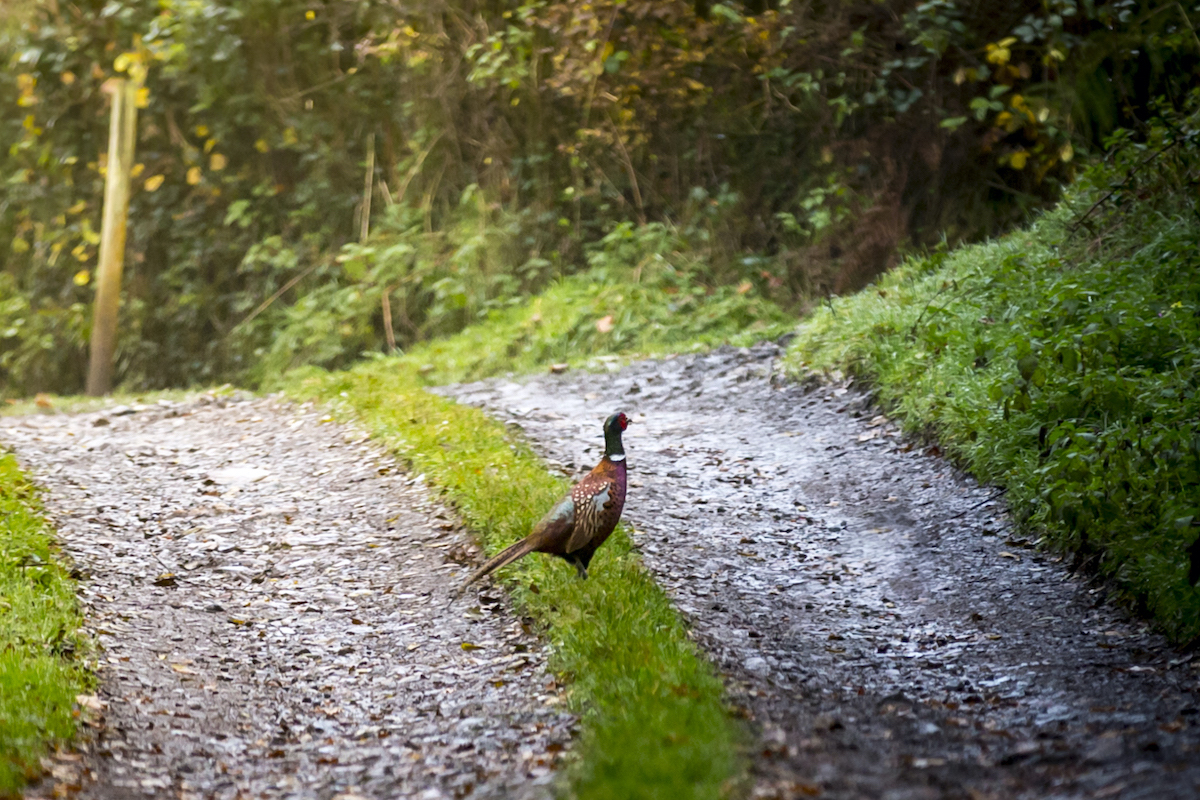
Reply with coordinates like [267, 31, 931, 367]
[461, 412, 630, 588]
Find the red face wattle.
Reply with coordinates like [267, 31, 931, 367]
[618, 413, 629, 430]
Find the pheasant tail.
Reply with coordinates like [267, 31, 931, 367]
[461, 536, 542, 589]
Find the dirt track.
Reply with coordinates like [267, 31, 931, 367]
[1, 394, 569, 800]
[5, 344, 1200, 800]
[447, 341, 1200, 800]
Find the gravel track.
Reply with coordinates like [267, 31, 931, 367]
[1, 394, 570, 800]
[446, 341, 1200, 800]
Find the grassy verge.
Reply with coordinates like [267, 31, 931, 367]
[284, 363, 744, 799]
[786, 103, 1200, 642]
[0, 454, 91, 796]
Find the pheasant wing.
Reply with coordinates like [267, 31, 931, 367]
[564, 476, 617, 554]
[530, 494, 575, 545]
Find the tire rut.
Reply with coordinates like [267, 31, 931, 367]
[1, 393, 570, 800]
[445, 341, 1200, 800]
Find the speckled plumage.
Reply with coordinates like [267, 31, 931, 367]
[462, 413, 630, 587]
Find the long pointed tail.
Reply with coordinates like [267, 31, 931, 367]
[460, 535, 540, 590]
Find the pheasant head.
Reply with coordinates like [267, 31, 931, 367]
[603, 412, 630, 462]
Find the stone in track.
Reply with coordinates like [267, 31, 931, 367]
[1, 393, 570, 800]
[446, 342, 1200, 800]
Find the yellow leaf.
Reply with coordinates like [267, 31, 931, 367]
[73, 270, 90, 286]
[203, 137, 216, 154]
[305, 9, 316, 20]
[210, 153, 227, 171]
[1009, 150, 1029, 170]
[186, 166, 202, 185]
[11, 237, 29, 254]
[80, 219, 101, 245]
[68, 201, 87, 214]
[282, 127, 298, 146]
[143, 174, 165, 192]
[113, 53, 133, 73]
[71, 243, 88, 261]
[130, 163, 145, 178]
[1059, 142, 1073, 162]
[254, 138, 270, 153]
[135, 86, 150, 108]
[195, 124, 209, 138]
[61, 71, 76, 85]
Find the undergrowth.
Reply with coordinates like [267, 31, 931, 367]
[283, 365, 744, 799]
[788, 97, 1200, 643]
[0, 454, 91, 796]
[256, 219, 794, 387]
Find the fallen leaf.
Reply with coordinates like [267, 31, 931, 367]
[74, 694, 103, 712]
[998, 551, 1019, 560]
[35, 393, 54, 409]
[461, 642, 483, 651]
[595, 315, 614, 333]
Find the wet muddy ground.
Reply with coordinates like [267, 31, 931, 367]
[1, 395, 570, 800]
[447, 341, 1200, 800]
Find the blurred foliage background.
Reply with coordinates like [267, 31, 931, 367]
[1, 0, 1198, 396]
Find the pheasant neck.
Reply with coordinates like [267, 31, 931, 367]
[604, 429, 625, 461]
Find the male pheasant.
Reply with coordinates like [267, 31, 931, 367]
[461, 412, 630, 587]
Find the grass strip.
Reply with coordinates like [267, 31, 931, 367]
[283, 362, 745, 800]
[785, 112, 1200, 642]
[0, 453, 91, 796]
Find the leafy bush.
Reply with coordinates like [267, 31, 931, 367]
[788, 95, 1200, 642]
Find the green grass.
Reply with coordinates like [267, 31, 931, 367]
[786, 107, 1200, 642]
[0, 454, 91, 796]
[283, 362, 746, 799]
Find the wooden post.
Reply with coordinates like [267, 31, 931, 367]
[360, 132, 375, 242]
[86, 78, 138, 396]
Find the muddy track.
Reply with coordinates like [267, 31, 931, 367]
[446, 342, 1200, 800]
[1, 394, 570, 800]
